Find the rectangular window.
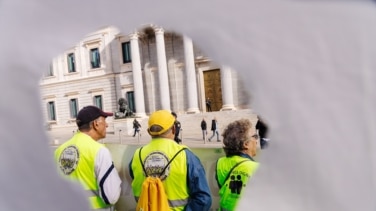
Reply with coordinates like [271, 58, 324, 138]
[126, 91, 135, 112]
[47, 101, 56, 121]
[121, 42, 132, 63]
[94, 95, 102, 109]
[47, 63, 54, 76]
[67, 53, 76, 72]
[69, 99, 79, 118]
[90, 48, 101, 69]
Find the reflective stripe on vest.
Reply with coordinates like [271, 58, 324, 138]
[86, 189, 109, 208]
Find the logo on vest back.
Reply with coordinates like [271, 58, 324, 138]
[58, 145, 80, 175]
[143, 151, 170, 180]
[227, 170, 251, 195]
[228, 174, 244, 194]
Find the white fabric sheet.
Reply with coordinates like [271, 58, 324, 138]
[0, 0, 375, 210]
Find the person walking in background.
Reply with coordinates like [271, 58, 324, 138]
[132, 118, 141, 137]
[255, 115, 269, 149]
[209, 117, 220, 142]
[54, 106, 122, 210]
[201, 118, 207, 141]
[129, 110, 212, 210]
[171, 111, 182, 144]
[215, 119, 259, 211]
[206, 98, 212, 112]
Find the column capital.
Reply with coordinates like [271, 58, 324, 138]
[129, 32, 139, 40]
[154, 27, 164, 35]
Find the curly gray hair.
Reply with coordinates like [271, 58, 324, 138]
[222, 119, 252, 156]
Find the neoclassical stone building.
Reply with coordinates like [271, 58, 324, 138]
[40, 25, 249, 130]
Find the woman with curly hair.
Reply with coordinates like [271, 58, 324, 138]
[215, 119, 259, 211]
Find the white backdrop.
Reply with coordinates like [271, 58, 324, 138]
[1, 0, 376, 210]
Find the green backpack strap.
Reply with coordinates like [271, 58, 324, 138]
[139, 147, 186, 177]
[220, 159, 250, 188]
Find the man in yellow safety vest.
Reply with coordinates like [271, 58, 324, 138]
[55, 105, 122, 210]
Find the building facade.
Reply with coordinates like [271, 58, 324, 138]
[40, 25, 249, 131]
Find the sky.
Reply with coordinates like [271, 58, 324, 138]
[0, 0, 376, 210]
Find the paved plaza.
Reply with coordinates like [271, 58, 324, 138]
[48, 109, 259, 148]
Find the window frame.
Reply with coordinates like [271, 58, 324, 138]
[121, 41, 132, 63]
[126, 91, 135, 112]
[69, 98, 79, 118]
[46, 62, 54, 77]
[67, 53, 76, 73]
[90, 48, 101, 69]
[47, 101, 56, 121]
[93, 95, 103, 109]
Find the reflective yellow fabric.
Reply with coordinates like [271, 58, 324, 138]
[131, 138, 189, 211]
[54, 132, 109, 209]
[216, 156, 259, 211]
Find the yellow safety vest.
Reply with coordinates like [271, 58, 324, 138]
[216, 156, 259, 211]
[54, 132, 109, 209]
[131, 138, 189, 211]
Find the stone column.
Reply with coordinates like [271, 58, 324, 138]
[183, 36, 200, 113]
[154, 27, 171, 111]
[130, 33, 146, 117]
[221, 66, 236, 110]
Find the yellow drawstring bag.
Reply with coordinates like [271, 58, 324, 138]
[136, 147, 186, 211]
[136, 177, 169, 211]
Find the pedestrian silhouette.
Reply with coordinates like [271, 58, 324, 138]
[206, 98, 212, 112]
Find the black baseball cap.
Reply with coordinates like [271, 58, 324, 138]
[76, 106, 113, 127]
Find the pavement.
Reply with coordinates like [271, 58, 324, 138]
[48, 109, 259, 148]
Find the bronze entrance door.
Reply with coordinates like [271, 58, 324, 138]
[204, 69, 222, 111]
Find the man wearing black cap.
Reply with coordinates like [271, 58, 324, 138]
[54, 106, 122, 210]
